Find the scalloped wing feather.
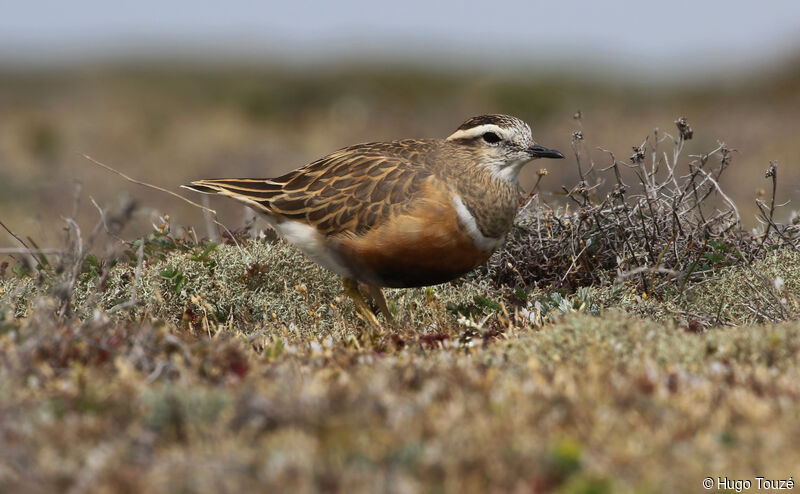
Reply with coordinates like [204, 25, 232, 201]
[182, 140, 437, 236]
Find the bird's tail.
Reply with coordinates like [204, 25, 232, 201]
[182, 178, 284, 211]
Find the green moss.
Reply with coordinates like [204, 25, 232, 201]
[5, 240, 799, 337]
[0, 276, 39, 319]
[684, 250, 800, 324]
[592, 250, 800, 325]
[88, 240, 344, 332]
[64, 240, 508, 337]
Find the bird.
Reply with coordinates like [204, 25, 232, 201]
[183, 114, 564, 327]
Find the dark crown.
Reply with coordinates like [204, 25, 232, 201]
[456, 114, 521, 131]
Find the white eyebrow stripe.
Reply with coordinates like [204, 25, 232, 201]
[446, 124, 508, 141]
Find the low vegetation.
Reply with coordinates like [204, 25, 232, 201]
[1, 119, 799, 493]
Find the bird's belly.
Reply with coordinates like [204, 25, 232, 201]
[349, 235, 495, 287]
[332, 195, 501, 288]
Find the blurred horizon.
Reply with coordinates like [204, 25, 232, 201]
[3, 1, 800, 80]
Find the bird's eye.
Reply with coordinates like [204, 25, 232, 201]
[482, 132, 501, 144]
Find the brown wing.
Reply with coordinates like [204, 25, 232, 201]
[182, 140, 436, 236]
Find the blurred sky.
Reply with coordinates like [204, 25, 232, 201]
[2, 0, 800, 76]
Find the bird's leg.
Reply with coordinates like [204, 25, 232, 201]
[342, 278, 382, 332]
[362, 283, 394, 324]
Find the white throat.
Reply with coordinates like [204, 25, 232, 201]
[487, 158, 531, 185]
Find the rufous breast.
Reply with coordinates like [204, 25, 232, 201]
[331, 178, 500, 288]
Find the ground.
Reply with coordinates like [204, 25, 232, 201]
[1, 233, 799, 493]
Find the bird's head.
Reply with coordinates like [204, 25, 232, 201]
[446, 114, 564, 183]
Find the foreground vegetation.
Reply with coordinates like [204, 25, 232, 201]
[0, 235, 800, 493]
[3, 303, 800, 493]
[3, 237, 799, 493]
[2, 110, 800, 492]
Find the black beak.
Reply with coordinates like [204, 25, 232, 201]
[528, 144, 565, 159]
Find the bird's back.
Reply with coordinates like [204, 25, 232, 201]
[185, 139, 444, 237]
